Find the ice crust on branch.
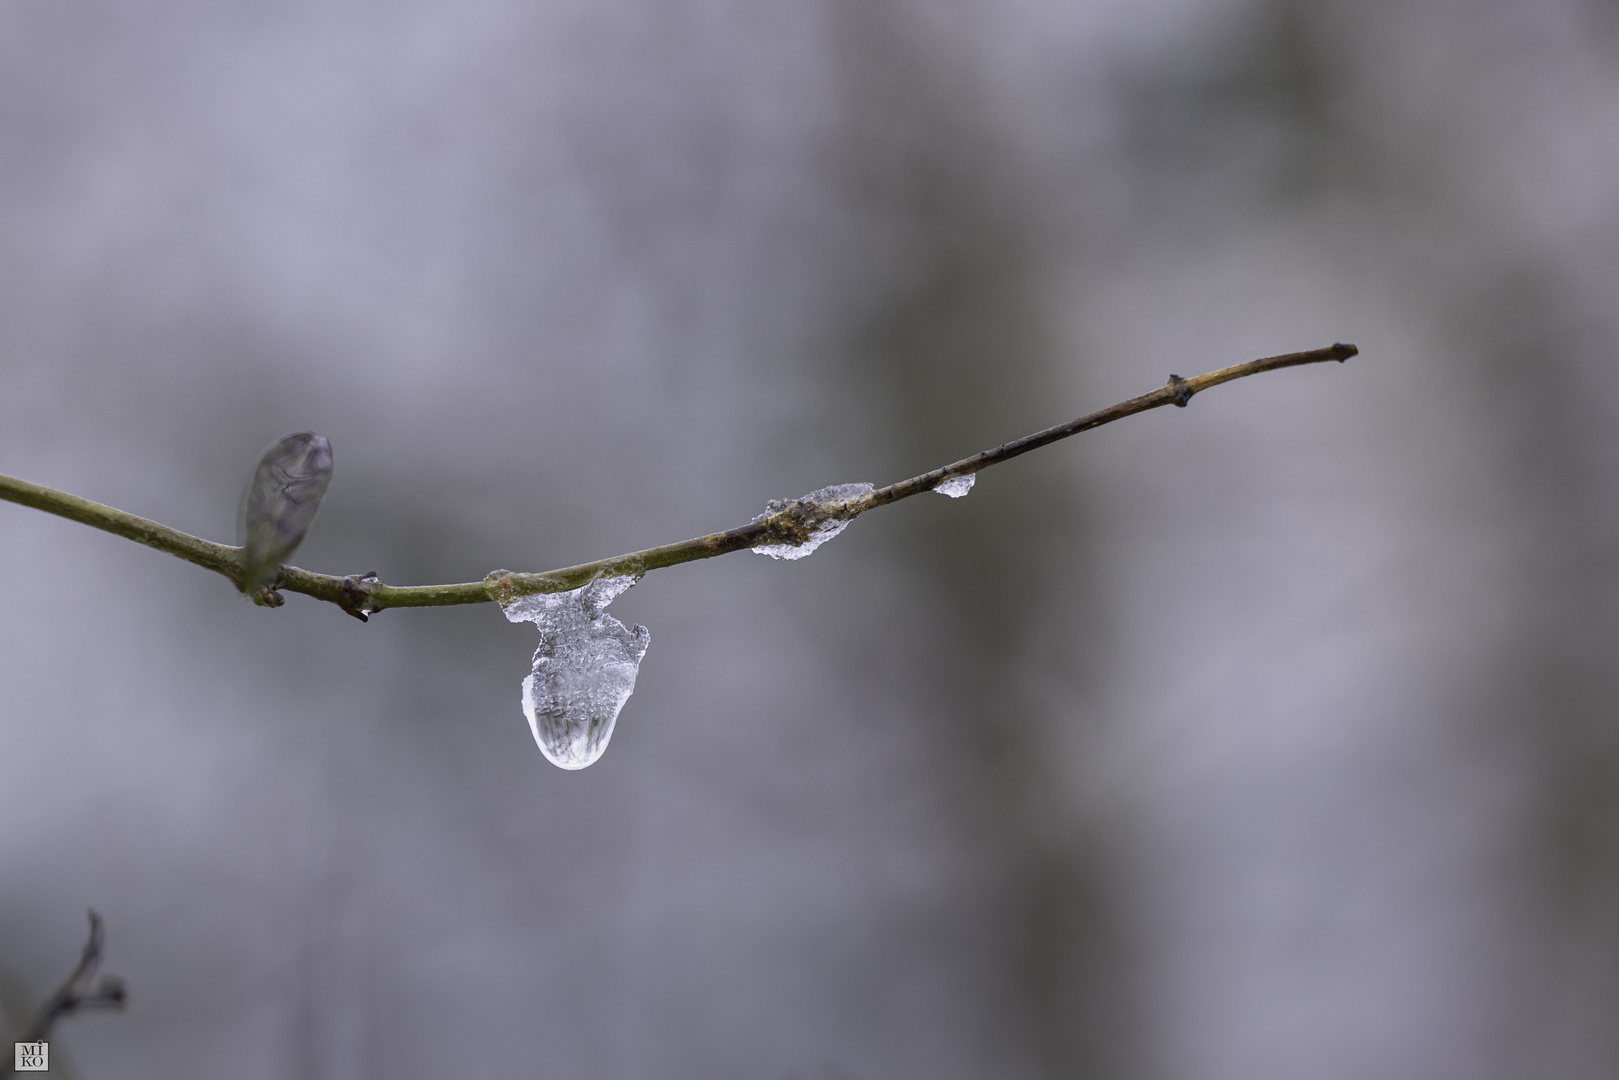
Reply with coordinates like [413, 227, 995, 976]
[933, 474, 975, 498]
[239, 432, 333, 592]
[750, 482, 875, 561]
[500, 575, 650, 770]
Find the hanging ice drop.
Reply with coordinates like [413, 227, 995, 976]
[750, 482, 875, 560]
[501, 575, 650, 770]
[933, 474, 975, 498]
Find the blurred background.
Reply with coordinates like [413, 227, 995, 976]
[2, 0, 1617, 1076]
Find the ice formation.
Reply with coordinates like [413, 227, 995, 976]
[240, 431, 333, 592]
[750, 482, 875, 561]
[501, 575, 651, 770]
[933, 474, 976, 498]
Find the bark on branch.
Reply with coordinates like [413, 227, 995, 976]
[0, 343, 1356, 615]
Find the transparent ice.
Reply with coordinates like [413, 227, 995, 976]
[501, 575, 651, 770]
[239, 431, 334, 592]
[933, 474, 976, 498]
[751, 482, 875, 561]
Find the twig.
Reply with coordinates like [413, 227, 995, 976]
[1, 912, 126, 1077]
[0, 343, 1355, 613]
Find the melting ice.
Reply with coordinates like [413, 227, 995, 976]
[501, 575, 650, 770]
[933, 474, 976, 498]
[751, 482, 875, 561]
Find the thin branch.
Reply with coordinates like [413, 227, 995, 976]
[0, 343, 1355, 614]
[0, 476, 243, 583]
[1, 911, 126, 1077]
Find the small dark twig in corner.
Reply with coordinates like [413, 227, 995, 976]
[1, 912, 126, 1077]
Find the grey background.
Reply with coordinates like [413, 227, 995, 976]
[2, 0, 1617, 1077]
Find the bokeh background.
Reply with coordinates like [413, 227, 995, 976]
[3, 0, 1617, 1076]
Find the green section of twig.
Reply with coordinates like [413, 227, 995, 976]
[0, 474, 244, 584]
[0, 343, 1355, 614]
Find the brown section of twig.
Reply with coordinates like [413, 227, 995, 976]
[849, 342, 1357, 513]
[0, 343, 1355, 613]
[1, 912, 126, 1078]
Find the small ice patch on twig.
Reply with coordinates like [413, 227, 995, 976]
[751, 482, 874, 561]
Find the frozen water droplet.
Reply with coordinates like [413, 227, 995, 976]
[933, 474, 975, 498]
[751, 482, 874, 561]
[501, 575, 650, 770]
[240, 432, 333, 592]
